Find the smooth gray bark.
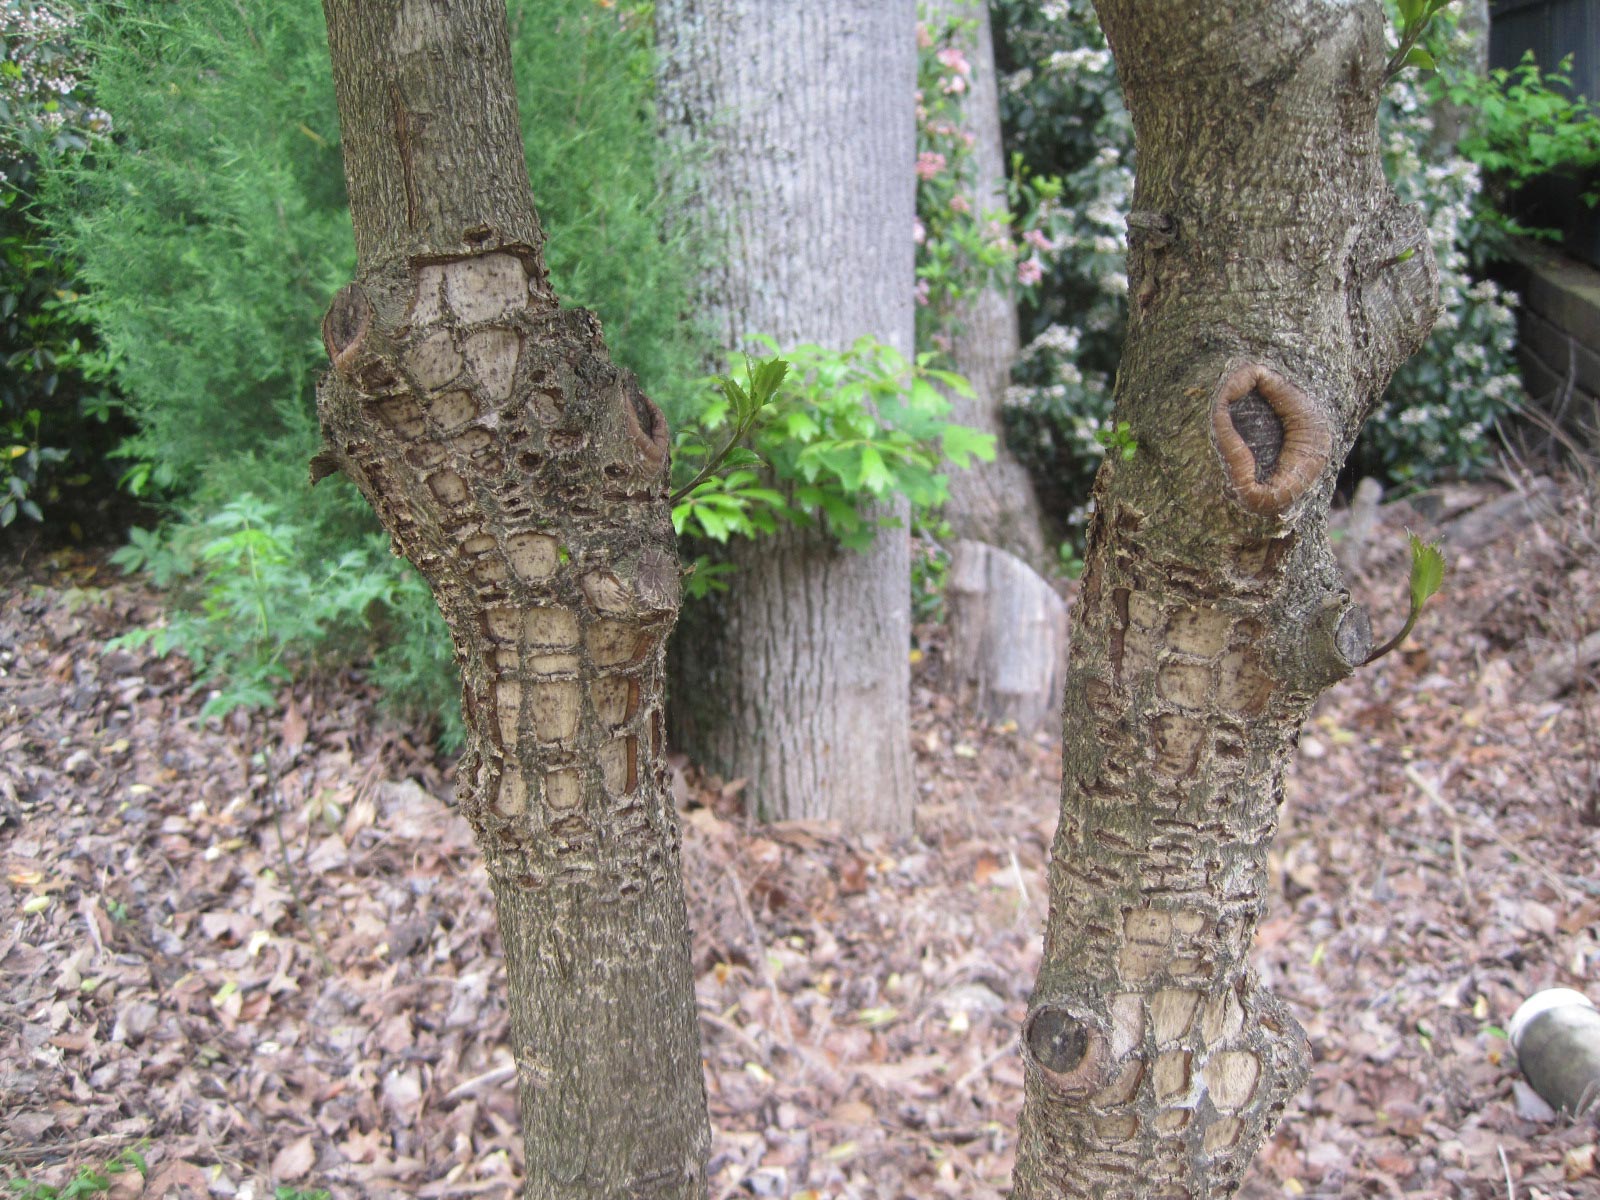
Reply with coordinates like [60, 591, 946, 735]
[922, 0, 1049, 568]
[657, 0, 918, 832]
[1011, 3, 1439, 1195]
[317, 3, 709, 1195]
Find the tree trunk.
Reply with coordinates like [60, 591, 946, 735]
[922, 0, 1049, 568]
[1429, 0, 1491, 154]
[1011, 3, 1439, 1196]
[656, 1, 917, 832]
[944, 539, 1068, 733]
[316, 4, 708, 1196]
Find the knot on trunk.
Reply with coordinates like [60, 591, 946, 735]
[1211, 363, 1330, 517]
[1022, 1002, 1111, 1097]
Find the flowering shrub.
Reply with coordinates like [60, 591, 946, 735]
[991, 0, 1525, 526]
[1, 0, 110, 190]
[914, 8, 1067, 354]
[1355, 69, 1524, 482]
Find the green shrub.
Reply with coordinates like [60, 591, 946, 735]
[1439, 49, 1600, 234]
[1, 0, 123, 529]
[108, 495, 399, 719]
[49, 0, 707, 736]
[670, 342, 993, 595]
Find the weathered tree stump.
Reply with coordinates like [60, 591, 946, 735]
[945, 539, 1069, 733]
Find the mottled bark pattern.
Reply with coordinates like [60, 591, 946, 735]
[1012, 3, 1439, 1196]
[657, 1, 917, 831]
[318, 3, 708, 1197]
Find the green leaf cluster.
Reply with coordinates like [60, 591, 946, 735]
[107, 495, 405, 722]
[669, 338, 995, 595]
[4, 1143, 147, 1199]
[1387, 0, 1455, 77]
[1094, 419, 1137, 461]
[1442, 52, 1600, 211]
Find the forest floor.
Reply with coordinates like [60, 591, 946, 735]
[1, 470, 1598, 1200]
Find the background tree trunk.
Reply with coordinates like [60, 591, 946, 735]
[922, 0, 1048, 568]
[1011, 2, 1439, 1195]
[944, 538, 1067, 732]
[657, 1, 918, 832]
[317, 3, 708, 1195]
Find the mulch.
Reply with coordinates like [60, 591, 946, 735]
[1, 472, 1596, 1199]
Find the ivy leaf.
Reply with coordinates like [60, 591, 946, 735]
[1407, 531, 1446, 613]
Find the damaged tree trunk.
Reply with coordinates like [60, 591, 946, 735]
[1011, 2, 1439, 1195]
[316, 3, 708, 1196]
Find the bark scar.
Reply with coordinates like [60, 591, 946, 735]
[1211, 363, 1331, 516]
[390, 84, 420, 232]
[1021, 1003, 1112, 1098]
[321, 284, 373, 371]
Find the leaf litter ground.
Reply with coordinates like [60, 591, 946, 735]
[1, 473, 1597, 1199]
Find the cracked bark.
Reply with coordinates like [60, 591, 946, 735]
[1011, 3, 1439, 1196]
[656, 0, 917, 832]
[316, 3, 708, 1195]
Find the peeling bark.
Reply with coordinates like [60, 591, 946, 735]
[1011, 2, 1439, 1195]
[656, 0, 917, 832]
[317, 3, 708, 1195]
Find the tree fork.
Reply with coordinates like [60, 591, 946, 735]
[316, 3, 708, 1195]
[1012, 2, 1438, 1195]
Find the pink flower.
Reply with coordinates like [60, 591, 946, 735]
[915, 279, 931, 307]
[915, 152, 947, 181]
[916, 23, 932, 50]
[941, 75, 967, 95]
[1024, 228, 1055, 252]
[949, 194, 971, 215]
[937, 47, 971, 77]
[913, 217, 926, 245]
[1017, 258, 1044, 287]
